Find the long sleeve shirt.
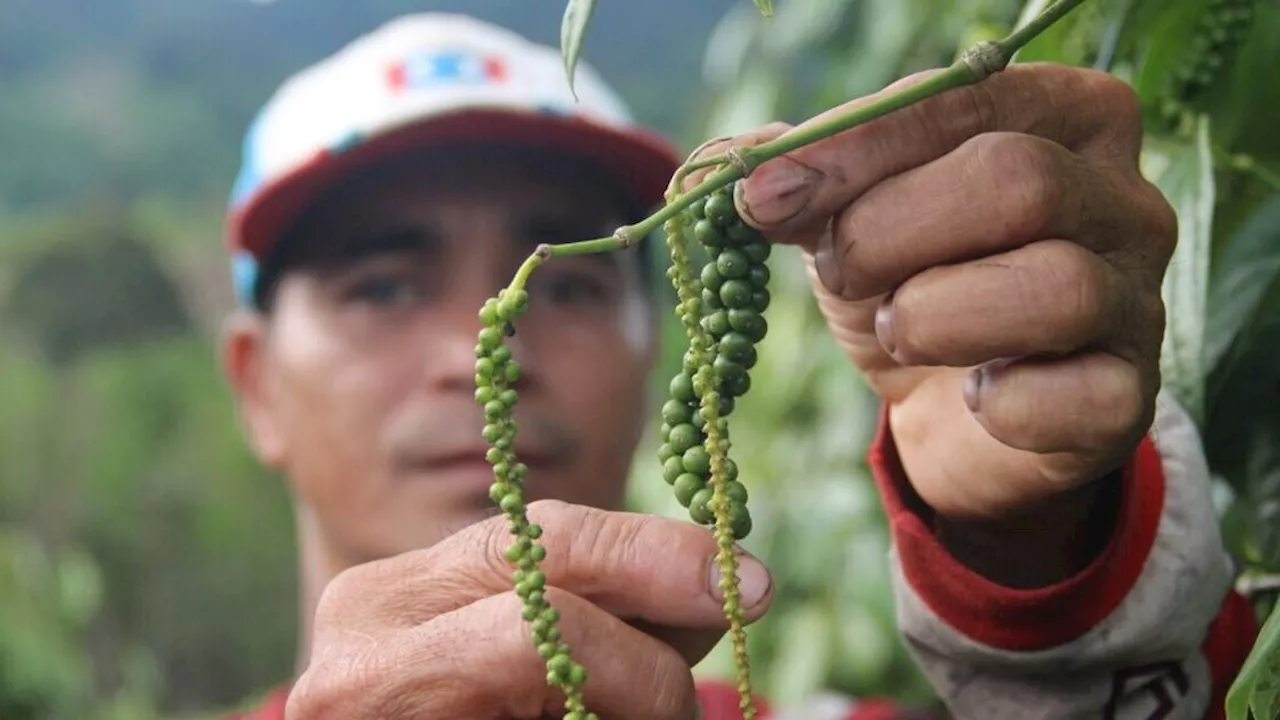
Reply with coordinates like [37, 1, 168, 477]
[229, 390, 1258, 720]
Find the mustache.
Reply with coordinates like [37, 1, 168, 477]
[386, 402, 578, 469]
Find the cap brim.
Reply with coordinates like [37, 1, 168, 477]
[227, 108, 683, 260]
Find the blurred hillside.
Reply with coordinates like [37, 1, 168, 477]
[0, 0, 733, 218]
[0, 3, 742, 717]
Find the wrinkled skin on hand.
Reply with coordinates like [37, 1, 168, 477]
[690, 63, 1175, 584]
[285, 500, 774, 719]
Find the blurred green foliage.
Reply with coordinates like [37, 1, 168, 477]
[3, 0, 1280, 718]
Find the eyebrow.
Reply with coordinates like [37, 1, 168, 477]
[509, 211, 619, 268]
[330, 224, 441, 264]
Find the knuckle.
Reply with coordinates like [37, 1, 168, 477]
[567, 506, 651, 580]
[971, 134, 1065, 237]
[1082, 69, 1142, 126]
[1042, 242, 1108, 338]
[1142, 181, 1180, 266]
[1091, 366, 1148, 446]
[285, 655, 375, 720]
[312, 563, 369, 632]
[647, 645, 698, 717]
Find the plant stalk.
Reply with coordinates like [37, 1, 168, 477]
[499, 0, 1089, 296]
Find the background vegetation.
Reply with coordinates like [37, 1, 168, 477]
[2, 1, 1279, 718]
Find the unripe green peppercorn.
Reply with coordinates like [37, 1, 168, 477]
[673, 473, 705, 507]
[705, 192, 736, 226]
[662, 399, 693, 426]
[667, 423, 702, 454]
[720, 279, 753, 309]
[689, 488, 715, 524]
[682, 446, 711, 475]
[716, 249, 750, 279]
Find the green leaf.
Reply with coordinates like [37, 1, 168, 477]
[752, 0, 774, 18]
[1206, 196, 1280, 373]
[1141, 117, 1215, 427]
[1011, 0, 1113, 66]
[1128, 2, 1207, 111]
[559, 0, 598, 99]
[1200, 3, 1280, 163]
[1227, 600, 1280, 720]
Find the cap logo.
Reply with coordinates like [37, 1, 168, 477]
[386, 47, 507, 93]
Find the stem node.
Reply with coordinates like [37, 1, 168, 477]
[725, 146, 755, 178]
[962, 40, 1009, 80]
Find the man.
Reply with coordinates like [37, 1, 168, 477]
[219, 12, 1257, 720]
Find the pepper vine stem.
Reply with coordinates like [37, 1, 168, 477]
[499, 0, 1090, 299]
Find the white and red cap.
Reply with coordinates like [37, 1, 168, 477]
[226, 12, 681, 306]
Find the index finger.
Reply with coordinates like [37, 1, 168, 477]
[318, 499, 773, 634]
[728, 63, 1143, 245]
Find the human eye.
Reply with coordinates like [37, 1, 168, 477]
[533, 268, 611, 307]
[343, 269, 420, 308]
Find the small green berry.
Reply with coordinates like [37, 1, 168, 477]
[705, 191, 736, 226]
[728, 309, 767, 343]
[742, 241, 771, 263]
[694, 219, 722, 247]
[719, 279, 753, 309]
[702, 310, 730, 336]
[716, 249, 749, 279]
[689, 488, 715, 524]
[674, 474, 705, 507]
[670, 372, 696, 404]
[700, 262, 724, 291]
[667, 423, 702, 455]
[662, 399, 693, 426]
[663, 456, 686, 484]
[682, 446, 711, 475]
[702, 287, 725, 310]
[500, 493, 525, 514]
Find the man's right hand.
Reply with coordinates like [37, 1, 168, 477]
[283, 500, 774, 719]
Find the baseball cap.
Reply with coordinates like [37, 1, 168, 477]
[226, 12, 682, 308]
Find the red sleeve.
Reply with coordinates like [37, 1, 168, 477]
[867, 403, 1259, 718]
[1200, 589, 1258, 720]
[224, 685, 289, 720]
[868, 402, 1164, 652]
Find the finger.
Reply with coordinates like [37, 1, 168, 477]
[733, 63, 1144, 244]
[289, 589, 701, 720]
[822, 132, 1173, 302]
[680, 122, 793, 192]
[320, 500, 773, 634]
[966, 351, 1154, 478]
[877, 239, 1151, 369]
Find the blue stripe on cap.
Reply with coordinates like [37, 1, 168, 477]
[332, 130, 363, 153]
[229, 109, 269, 209]
[231, 251, 259, 308]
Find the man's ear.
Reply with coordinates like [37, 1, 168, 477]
[221, 309, 287, 469]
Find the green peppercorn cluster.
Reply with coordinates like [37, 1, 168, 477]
[1162, 0, 1256, 121]
[659, 182, 770, 541]
[475, 288, 597, 720]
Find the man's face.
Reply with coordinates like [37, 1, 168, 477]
[224, 145, 659, 563]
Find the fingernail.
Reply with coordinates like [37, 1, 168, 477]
[964, 368, 982, 413]
[737, 155, 820, 227]
[875, 295, 896, 356]
[709, 550, 772, 610]
[812, 229, 851, 298]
